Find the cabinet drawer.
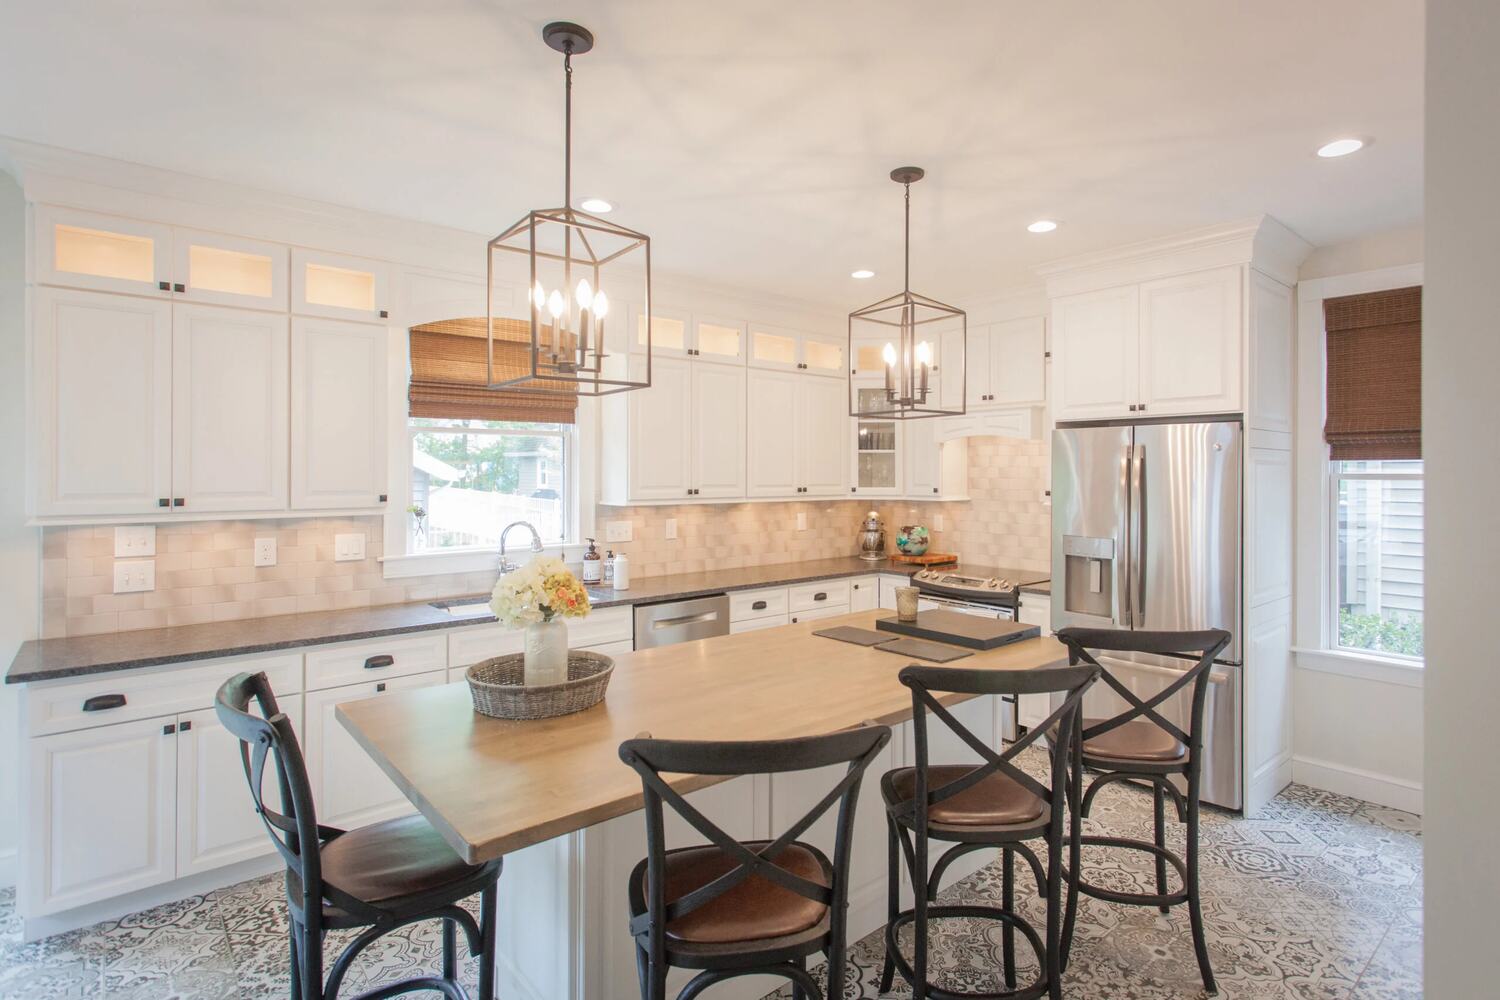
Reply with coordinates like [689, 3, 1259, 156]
[790, 605, 850, 624]
[788, 580, 850, 612]
[729, 587, 789, 622]
[26, 653, 301, 738]
[305, 633, 447, 691]
[731, 614, 790, 634]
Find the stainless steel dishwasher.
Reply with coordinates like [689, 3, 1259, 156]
[632, 594, 730, 648]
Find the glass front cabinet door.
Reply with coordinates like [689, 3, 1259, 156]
[852, 385, 902, 495]
[35, 207, 172, 297]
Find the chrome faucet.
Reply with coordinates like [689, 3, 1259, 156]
[498, 521, 545, 573]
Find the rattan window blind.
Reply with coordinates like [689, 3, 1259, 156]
[408, 317, 578, 424]
[1323, 286, 1422, 460]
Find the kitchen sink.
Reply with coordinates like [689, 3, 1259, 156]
[429, 598, 495, 618]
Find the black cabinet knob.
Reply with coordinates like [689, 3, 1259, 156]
[162, 723, 177, 735]
[173, 498, 185, 507]
[179, 720, 192, 732]
[375, 682, 387, 693]
[378, 494, 388, 503]
[158, 498, 170, 507]
[379, 309, 389, 319]
[158, 281, 170, 291]
[173, 283, 185, 293]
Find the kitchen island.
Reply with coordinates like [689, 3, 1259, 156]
[338, 610, 1067, 1000]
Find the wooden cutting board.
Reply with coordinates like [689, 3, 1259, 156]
[876, 610, 1040, 650]
[887, 552, 959, 566]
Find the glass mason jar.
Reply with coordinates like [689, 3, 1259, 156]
[524, 618, 570, 686]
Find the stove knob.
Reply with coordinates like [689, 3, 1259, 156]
[986, 579, 1000, 588]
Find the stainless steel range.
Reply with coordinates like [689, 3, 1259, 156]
[910, 566, 1050, 618]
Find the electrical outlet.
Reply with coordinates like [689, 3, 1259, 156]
[933, 514, 945, 532]
[796, 512, 807, 531]
[1041, 489, 1052, 506]
[254, 537, 277, 567]
[605, 520, 634, 543]
[113, 525, 155, 557]
[113, 560, 155, 594]
[664, 518, 677, 541]
[334, 533, 366, 562]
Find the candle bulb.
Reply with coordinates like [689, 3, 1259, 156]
[916, 341, 932, 400]
[882, 342, 896, 399]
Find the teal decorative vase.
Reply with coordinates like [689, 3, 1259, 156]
[896, 525, 930, 556]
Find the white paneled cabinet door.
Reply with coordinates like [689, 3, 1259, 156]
[175, 703, 302, 877]
[989, 316, 1047, 406]
[797, 374, 848, 496]
[290, 317, 389, 509]
[691, 362, 746, 498]
[1137, 266, 1243, 416]
[746, 368, 799, 497]
[303, 674, 442, 831]
[34, 288, 173, 516]
[850, 576, 878, 612]
[27, 718, 177, 915]
[903, 418, 941, 497]
[1051, 285, 1139, 421]
[291, 248, 390, 323]
[628, 356, 694, 500]
[34, 206, 172, 297]
[172, 305, 289, 512]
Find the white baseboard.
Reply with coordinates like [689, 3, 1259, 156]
[0, 847, 16, 891]
[1292, 754, 1424, 814]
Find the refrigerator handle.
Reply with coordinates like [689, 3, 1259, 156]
[1132, 443, 1146, 627]
[1120, 442, 1133, 627]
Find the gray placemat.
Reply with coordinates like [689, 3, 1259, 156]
[813, 626, 895, 646]
[874, 637, 974, 663]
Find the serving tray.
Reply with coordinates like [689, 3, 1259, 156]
[876, 610, 1040, 650]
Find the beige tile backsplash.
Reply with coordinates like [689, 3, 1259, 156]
[40, 436, 1051, 638]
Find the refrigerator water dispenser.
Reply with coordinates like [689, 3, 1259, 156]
[1062, 534, 1115, 619]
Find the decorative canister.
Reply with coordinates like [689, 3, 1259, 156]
[896, 586, 920, 622]
[896, 525, 930, 556]
[524, 619, 570, 686]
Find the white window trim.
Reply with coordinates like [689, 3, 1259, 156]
[1294, 263, 1424, 682]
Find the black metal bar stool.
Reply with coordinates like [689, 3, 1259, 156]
[216, 672, 503, 1000]
[618, 724, 891, 1000]
[879, 663, 1098, 1000]
[1053, 627, 1231, 996]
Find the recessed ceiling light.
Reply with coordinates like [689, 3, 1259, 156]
[580, 197, 613, 212]
[1027, 220, 1058, 233]
[1316, 138, 1365, 158]
[851, 269, 875, 279]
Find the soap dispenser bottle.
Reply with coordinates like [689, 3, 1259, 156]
[581, 538, 603, 584]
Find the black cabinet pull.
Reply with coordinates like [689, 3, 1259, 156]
[364, 654, 395, 670]
[379, 309, 389, 319]
[813, 592, 828, 601]
[1138, 403, 1147, 412]
[173, 497, 185, 507]
[173, 283, 185, 293]
[1128, 404, 1138, 412]
[179, 720, 192, 732]
[158, 498, 170, 507]
[158, 280, 170, 291]
[378, 494, 388, 503]
[752, 600, 768, 611]
[163, 723, 177, 735]
[933, 487, 939, 494]
[375, 682, 387, 692]
[82, 694, 126, 712]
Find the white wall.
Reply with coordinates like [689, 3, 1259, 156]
[1424, 1, 1500, 995]
[1298, 223, 1424, 281]
[0, 172, 39, 887]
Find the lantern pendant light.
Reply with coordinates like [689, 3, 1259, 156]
[848, 167, 966, 420]
[486, 22, 652, 396]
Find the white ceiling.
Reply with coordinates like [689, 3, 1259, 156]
[0, 1, 1423, 307]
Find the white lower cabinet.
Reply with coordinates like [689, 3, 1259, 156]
[730, 613, 790, 633]
[878, 573, 911, 610]
[849, 575, 878, 612]
[25, 717, 178, 915]
[790, 605, 848, 624]
[1016, 593, 1053, 729]
[303, 672, 443, 831]
[176, 702, 303, 877]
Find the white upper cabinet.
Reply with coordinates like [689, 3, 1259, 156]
[986, 317, 1047, 406]
[172, 304, 289, 512]
[631, 305, 691, 358]
[799, 336, 846, 377]
[746, 369, 800, 497]
[904, 418, 941, 497]
[34, 207, 172, 298]
[291, 248, 391, 323]
[173, 229, 288, 311]
[748, 324, 845, 375]
[691, 361, 747, 498]
[1137, 265, 1242, 417]
[624, 355, 694, 500]
[1050, 285, 1140, 421]
[850, 384, 902, 497]
[797, 374, 848, 495]
[692, 316, 747, 364]
[290, 317, 389, 509]
[33, 288, 173, 516]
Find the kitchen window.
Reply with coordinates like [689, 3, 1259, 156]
[1331, 460, 1423, 658]
[409, 418, 572, 551]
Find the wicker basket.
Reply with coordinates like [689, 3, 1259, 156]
[465, 650, 615, 720]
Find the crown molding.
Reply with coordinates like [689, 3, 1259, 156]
[1034, 215, 1313, 297]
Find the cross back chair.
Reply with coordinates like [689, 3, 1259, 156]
[880, 663, 1099, 1000]
[618, 724, 892, 1000]
[1053, 627, 1231, 996]
[215, 672, 503, 1000]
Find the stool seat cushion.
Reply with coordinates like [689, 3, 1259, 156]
[319, 815, 482, 905]
[1082, 718, 1187, 763]
[886, 765, 1046, 826]
[644, 843, 829, 945]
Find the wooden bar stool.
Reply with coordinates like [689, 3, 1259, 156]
[618, 724, 891, 1000]
[1053, 627, 1231, 996]
[879, 663, 1098, 1000]
[215, 672, 503, 1000]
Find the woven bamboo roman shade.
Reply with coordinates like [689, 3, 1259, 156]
[409, 317, 577, 424]
[1323, 286, 1421, 460]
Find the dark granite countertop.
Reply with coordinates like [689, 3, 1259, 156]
[6, 557, 916, 684]
[1020, 580, 1051, 596]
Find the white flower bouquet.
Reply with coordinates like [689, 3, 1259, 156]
[489, 556, 592, 628]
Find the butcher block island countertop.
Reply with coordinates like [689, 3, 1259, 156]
[337, 609, 1069, 865]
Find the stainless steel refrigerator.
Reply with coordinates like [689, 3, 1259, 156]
[1051, 418, 1243, 810]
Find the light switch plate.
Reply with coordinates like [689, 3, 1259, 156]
[253, 537, 277, 567]
[113, 560, 155, 594]
[334, 533, 366, 562]
[664, 519, 677, 541]
[796, 512, 807, 531]
[605, 520, 633, 543]
[933, 514, 945, 532]
[114, 525, 155, 557]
